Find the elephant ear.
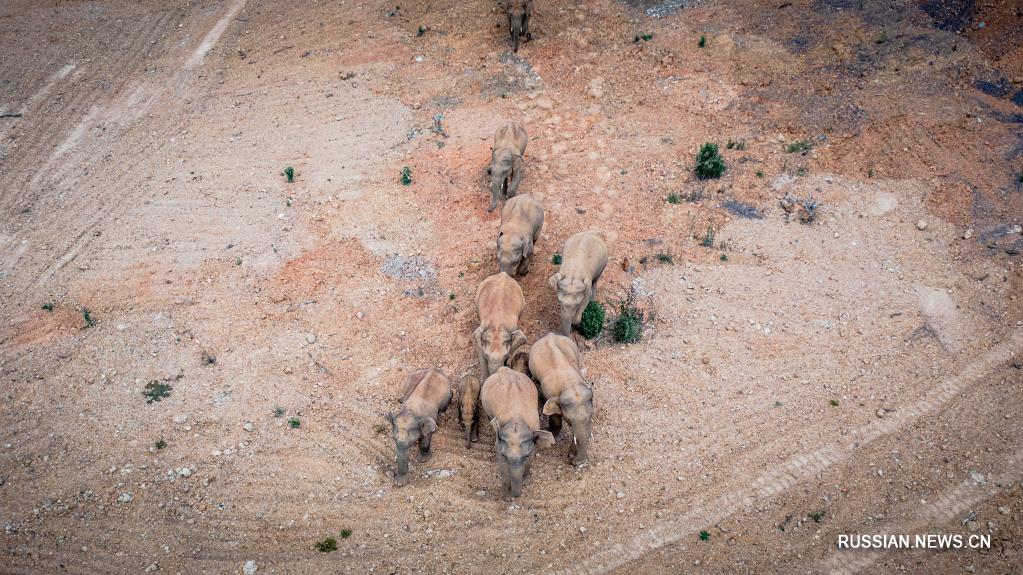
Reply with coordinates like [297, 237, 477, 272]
[387, 412, 397, 429]
[420, 417, 437, 434]
[548, 272, 561, 289]
[522, 234, 533, 258]
[534, 430, 556, 448]
[473, 325, 485, 348]
[509, 329, 528, 355]
[542, 397, 562, 416]
[490, 417, 502, 435]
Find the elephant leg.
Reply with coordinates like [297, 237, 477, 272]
[419, 432, 433, 460]
[470, 406, 480, 442]
[523, 13, 531, 40]
[523, 452, 534, 482]
[548, 413, 563, 438]
[517, 253, 531, 275]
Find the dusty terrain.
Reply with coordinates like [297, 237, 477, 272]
[2, 0, 1022, 573]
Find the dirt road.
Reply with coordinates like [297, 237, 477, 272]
[1, 0, 1021, 573]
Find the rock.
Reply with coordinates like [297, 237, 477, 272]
[876, 409, 886, 418]
[242, 422, 254, 432]
[305, 333, 316, 344]
[576, 207, 587, 214]
[145, 563, 159, 573]
[117, 492, 134, 503]
[969, 470, 986, 484]
[998, 506, 1010, 515]
[916, 220, 928, 230]
[177, 467, 192, 478]
[173, 414, 189, 424]
[356, 312, 364, 319]
[616, 491, 625, 499]
[586, 78, 604, 99]
[963, 228, 974, 239]
[243, 560, 257, 575]
[579, 526, 587, 533]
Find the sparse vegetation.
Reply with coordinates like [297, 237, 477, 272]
[698, 35, 706, 48]
[875, 32, 887, 44]
[273, 406, 286, 418]
[283, 166, 295, 183]
[400, 166, 413, 186]
[154, 439, 167, 450]
[551, 253, 562, 265]
[701, 225, 716, 248]
[695, 143, 725, 180]
[699, 530, 710, 541]
[829, 399, 839, 407]
[449, 293, 456, 301]
[577, 301, 606, 340]
[417, 25, 427, 36]
[340, 528, 353, 539]
[656, 252, 673, 264]
[373, 423, 388, 435]
[774, 400, 783, 408]
[780, 192, 820, 224]
[288, 417, 301, 428]
[720, 253, 728, 261]
[667, 192, 681, 204]
[785, 140, 812, 154]
[41, 302, 54, 312]
[808, 510, 826, 523]
[142, 381, 172, 404]
[756, 170, 764, 178]
[81, 307, 96, 329]
[315, 537, 338, 552]
[634, 32, 653, 42]
[612, 299, 643, 344]
[726, 139, 746, 151]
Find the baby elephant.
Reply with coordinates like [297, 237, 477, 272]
[481, 366, 555, 499]
[456, 375, 481, 448]
[497, 194, 544, 277]
[504, 0, 533, 52]
[529, 333, 594, 466]
[389, 368, 451, 486]
[487, 122, 528, 212]
[549, 231, 609, 335]
[475, 272, 528, 383]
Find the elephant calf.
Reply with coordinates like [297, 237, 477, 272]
[497, 194, 544, 277]
[481, 366, 555, 499]
[504, 0, 533, 52]
[456, 375, 481, 449]
[529, 333, 594, 466]
[389, 368, 451, 486]
[549, 231, 608, 335]
[475, 272, 527, 383]
[487, 122, 528, 212]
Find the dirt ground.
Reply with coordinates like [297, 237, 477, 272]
[1, 0, 1022, 573]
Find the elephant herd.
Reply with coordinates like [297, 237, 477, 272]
[389, 121, 610, 499]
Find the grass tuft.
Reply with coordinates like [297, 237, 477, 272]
[551, 253, 562, 265]
[633, 32, 653, 42]
[726, 139, 746, 150]
[577, 301, 606, 340]
[695, 143, 725, 180]
[283, 166, 295, 183]
[667, 192, 681, 204]
[808, 510, 826, 523]
[400, 166, 413, 186]
[829, 399, 839, 407]
[699, 529, 710, 541]
[698, 35, 706, 48]
[656, 252, 673, 264]
[155, 439, 167, 450]
[785, 140, 812, 154]
[288, 417, 301, 428]
[82, 307, 97, 329]
[340, 528, 353, 539]
[273, 406, 286, 418]
[42, 303, 54, 312]
[701, 225, 716, 248]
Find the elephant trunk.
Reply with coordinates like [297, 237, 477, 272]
[507, 463, 525, 498]
[572, 419, 592, 465]
[559, 306, 576, 335]
[394, 444, 410, 485]
[510, 16, 521, 52]
[486, 355, 505, 378]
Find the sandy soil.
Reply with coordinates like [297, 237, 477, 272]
[1, 0, 1022, 573]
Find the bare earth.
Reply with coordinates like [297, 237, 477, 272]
[1, 1, 1022, 574]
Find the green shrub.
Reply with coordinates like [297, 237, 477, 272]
[656, 253, 673, 264]
[577, 301, 606, 339]
[283, 166, 295, 183]
[667, 193, 681, 204]
[808, 510, 825, 523]
[288, 417, 301, 428]
[612, 302, 643, 344]
[42, 303, 54, 312]
[698, 35, 706, 48]
[551, 253, 562, 265]
[701, 225, 715, 248]
[315, 537, 337, 552]
[340, 528, 353, 539]
[785, 140, 812, 154]
[400, 166, 413, 185]
[143, 381, 172, 404]
[699, 530, 710, 541]
[81, 307, 96, 329]
[695, 143, 725, 180]
[154, 439, 167, 450]
[633, 32, 653, 42]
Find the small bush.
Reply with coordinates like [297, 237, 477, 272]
[656, 253, 673, 264]
[698, 35, 706, 48]
[720, 253, 728, 261]
[829, 399, 839, 407]
[81, 307, 96, 329]
[699, 530, 710, 541]
[875, 32, 887, 44]
[808, 510, 826, 523]
[612, 301, 643, 344]
[154, 439, 167, 450]
[785, 140, 812, 154]
[340, 528, 353, 539]
[143, 381, 172, 404]
[695, 143, 725, 180]
[400, 166, 413, 186]
[42, 303, 54, 312]
[551, 253, 562, 265]
[273, 406, 286, 418]
[633, 32, 653, 42]
[667, 193, 681, 204]
[283, 166, 295, 183]
[726, 139, 745, 150]
[755, 170, 764, 178]
[701, 225, 715, 248]
[416, 25, 427, 36]
[577, 301, 606, 339]
[288, 417, 301, 428]
[315, 537, 338, 552]
[373, 423, 387, 435]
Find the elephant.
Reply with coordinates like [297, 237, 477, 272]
[528, 333, 594, 465]
[475, 272, 528, 383]
[456, 375, 481, 448]
[481, 366, 555, 499]
[487, 122, 528, 212]
[388, 368, 451, 486]
[497, 194, 544, 277]
[504, 0, 533, 52]
[549, 231, 608, 335]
